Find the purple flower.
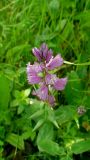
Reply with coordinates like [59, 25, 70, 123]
[32, 43, 53, 63]
[32, 48, 42, 61]
[53, 78, 67, 90]
[40, 43, 48, 59]
[45, 74, 57, 85]
[46, 49, 53, 63]
[48, 95, 55, 106]
[45, 74, 67, 91]
[27, 43, 67, 107]
[26, 63, 42, 84]
[33, 84, 48, 101]
[46, 54, 63, 70]
[40, 43, 53, 63]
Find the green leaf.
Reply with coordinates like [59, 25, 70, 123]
[47, 108, 59, 128]
[49, 0, 59, 11]
[30, 109, 44, 119]
[56, 19, 67, 32]
[6, 44, 30, 63]
[75, 11, 90, 28]
[60, 21, 73, 42]
[71, 139, 90, 154]
[6, 133, 24, 150]
[33, 119, 45, 131]
[37, 122, 54, 143]
[29, 99, 44, 116]
[55, 105, 76, 124]
[65, 71, 83, 105]
[10, 99, 19, 107]
[0, 127, 5, 139]
[14, 90, 20, 98]
[24, 88, 31, 97]
[0, 74, 11, 110]
[38, 139, 65, 155]
[17, 104, 25, 114]
[0, 147, 4, 158]
[22, 128, 35, 140]
[61, 156, 73, 160]
[0, 140, 3, 146]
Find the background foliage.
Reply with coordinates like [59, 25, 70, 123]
[0, 0, 90, 159]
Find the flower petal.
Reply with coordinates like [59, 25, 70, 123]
[27, 74, 41, 84]
[33, 84, 48, 101]
[32, 47, 41, 61]
[27, 63, 42, 73]
[26, 63, 42, 84]
[40, 43, 48, 58]
[46, 49, 53, 63]
[32, 62, 42, 72]
[45, 74, 57, 85]
[48, 95, 55, 106]
[40, 43, 47, 50]
[53, 77, 67, 90]
[46, 54, 63, 70]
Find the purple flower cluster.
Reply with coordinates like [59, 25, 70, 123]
[27, 43, 67, 106]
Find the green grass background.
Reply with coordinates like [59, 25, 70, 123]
[0, 0, 90, 159]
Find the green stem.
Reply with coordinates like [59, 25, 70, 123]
[64, 60, 90, 66]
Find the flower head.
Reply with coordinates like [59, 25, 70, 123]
[27, 43, 67, 107]
[77, 106, 86, 115]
